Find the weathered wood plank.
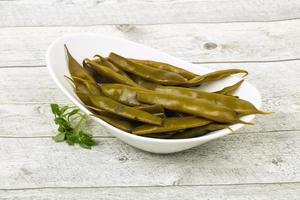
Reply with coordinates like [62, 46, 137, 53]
[1, 0, 300, 26]
[0, 104, 111, 137]
[1, 59, 299, 137]
[0, 130, 299, 188]
[0, 104, 111, 138]
[1, 183, 300, 200]
[1, 20, 300, 66]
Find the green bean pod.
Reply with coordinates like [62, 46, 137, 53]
[85, 105, 109, 114]
[64, 45, 96, 84]
[65, 76, 100, 104]
[108, 52, 188, 85]
[129, 58, 197, 79]
[131, 76, 159, 90]
[215, 80, 244, 95]
[84, 59, 142, 88]
[181, 69, 248, 87]
[88, 95, 165, 118]
[137, 91, 249, 124]
[75, 86, 92, 105]
[89, 104, 167, 121]
[72, 76, 102, 96]
[132, 116, 211, 135]
[95, 84, 165, 113]
[99, 83, 144, 106]
[82, 59, 110, 83]
[171, 123, 230, 139]
[89, 95, 162, 125]
[92, 113, 134, 132]
[93, 55, 131, 78]
[151, 85, 267, 115]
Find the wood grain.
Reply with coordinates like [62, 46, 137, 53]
[1, 183, 300, 200]
[0, 130, 299, 189]
[1, 19, 300, 66]
[0, 0, 300, 26]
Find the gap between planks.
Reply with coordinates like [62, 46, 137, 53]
[2, 56, 300, 69]
[2, 17, 300, 28]
[1, 181, 300, 191]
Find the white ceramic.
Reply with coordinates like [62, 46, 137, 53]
[46, 33, 262, 154]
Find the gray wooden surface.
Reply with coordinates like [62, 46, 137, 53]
[0, 0, 300, 199]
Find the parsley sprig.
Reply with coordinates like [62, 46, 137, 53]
[50, 104, 96, 149]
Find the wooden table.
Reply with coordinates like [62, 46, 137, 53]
[1, 1, 300, 199]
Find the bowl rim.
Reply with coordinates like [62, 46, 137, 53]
[46, 32, 260, 144]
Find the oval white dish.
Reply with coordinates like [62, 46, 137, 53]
[46, 33, 261, 154]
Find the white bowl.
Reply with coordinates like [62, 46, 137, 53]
[46, 33, 261, 154]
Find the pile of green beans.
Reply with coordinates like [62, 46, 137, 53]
[64, 45, 270, 139]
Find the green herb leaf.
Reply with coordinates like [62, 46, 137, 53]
[66, 133, 77, 145]
[54, 117, 67, 125]
[51, 104, 60, 116]
[79, 131, 96, 146]
[60, 105, 69, 115]
[52, 132, 66, 142]
[50, 104, 96, 149]
[58, 125, 65, 132]
[67, 109, 79, 119]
